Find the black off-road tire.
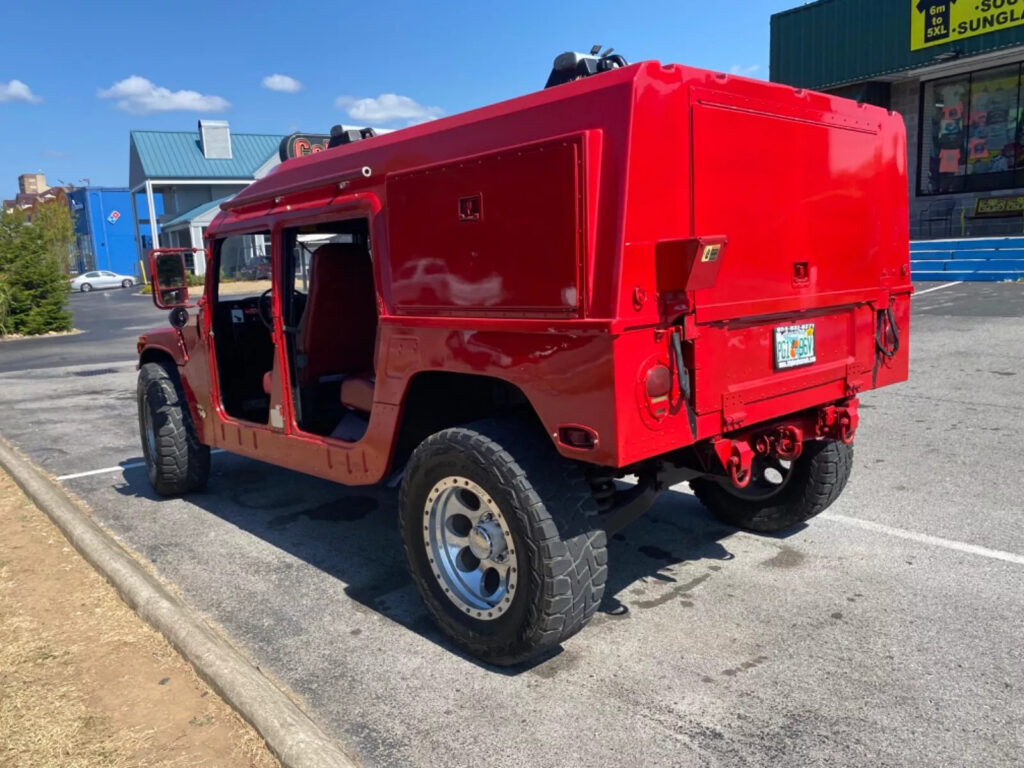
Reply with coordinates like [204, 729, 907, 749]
[399, 419, 607, 666]
[137, 362, 210, 496]
[690, 439, 853, 533]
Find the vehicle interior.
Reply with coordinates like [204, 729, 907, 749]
[281, 219, 377, 441]
[210, 233, 276, 424]
[210, 221, 378, 441]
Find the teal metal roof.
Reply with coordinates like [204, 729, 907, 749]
[771, 0, 1024, 90]
[161, 195, 233, 229]
[130, 130, 284, 180]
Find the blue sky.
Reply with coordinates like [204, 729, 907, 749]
[0, 0, 796, 194]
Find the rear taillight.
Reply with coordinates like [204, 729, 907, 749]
[644, 364, 672, 419]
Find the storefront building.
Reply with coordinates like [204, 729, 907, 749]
[771, 0, 1024, 239]
[67, 187, 159, 277]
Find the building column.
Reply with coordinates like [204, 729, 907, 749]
[130, 187, 145, 281]
[145, 181, 160, 249]
[191, 224, 206, 275]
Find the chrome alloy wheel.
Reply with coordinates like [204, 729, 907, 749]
[423, 476, 518, 620]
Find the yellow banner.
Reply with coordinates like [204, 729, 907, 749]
[912, 1, 1024, 51]
[975, 195, 1024, 215]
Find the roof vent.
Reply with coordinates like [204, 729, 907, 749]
[199, 119, 232, 159]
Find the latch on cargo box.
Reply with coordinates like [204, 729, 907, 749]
[655, 236, 728, 312]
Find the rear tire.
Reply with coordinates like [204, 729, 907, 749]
[690, 439, 853, 533]
[399, 419, 607, 665]
[80, 283, 92, 292]
[137, 362, 210, 496]
[122, 278, 133, 288]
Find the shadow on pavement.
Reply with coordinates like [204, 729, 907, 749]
[113, 452, 761, 673]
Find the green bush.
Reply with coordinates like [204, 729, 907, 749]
[0, 207, 72, 337]
[0, 279, 10, 336]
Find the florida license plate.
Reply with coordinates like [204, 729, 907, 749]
[774, 323, 816, 369]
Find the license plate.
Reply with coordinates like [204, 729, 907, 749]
[774, 323, 816, 369]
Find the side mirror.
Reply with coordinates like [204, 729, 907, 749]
[168, 306, 189, 329]
[148, 249, 198, 309]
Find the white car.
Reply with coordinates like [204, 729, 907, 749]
[70, 270, 136, 292]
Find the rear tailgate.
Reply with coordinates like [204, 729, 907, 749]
[687, 84, 909, 423]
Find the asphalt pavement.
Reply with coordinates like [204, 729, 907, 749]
[0, 286, 166, 373]
[0, 281, 1021, 767]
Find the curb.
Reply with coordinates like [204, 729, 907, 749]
[0, 435, 359, 768]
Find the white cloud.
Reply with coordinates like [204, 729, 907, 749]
[335, 93, 443, 126]
[97, 76, 229, 115]
[729, 64, 761, 77]
[262, 74, 302, 93]
[0, 79, 42, 104]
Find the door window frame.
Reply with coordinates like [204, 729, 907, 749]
[205, 229, 275, 427]
[269, 195, 383, 441]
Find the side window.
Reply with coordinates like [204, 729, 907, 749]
[219, 233, 271, 281]
[85, 271, 100, 278]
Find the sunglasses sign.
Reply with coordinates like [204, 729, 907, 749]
[912, 1, 1024, 51]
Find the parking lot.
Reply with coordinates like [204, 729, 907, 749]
[1, 282, 1022, 767]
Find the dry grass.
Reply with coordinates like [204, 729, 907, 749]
[215, 279, 272, 297]
[0, 328, 83, 343]
[0, 472, 279, 768]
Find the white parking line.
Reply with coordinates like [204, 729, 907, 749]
[823, 512, 1024, 566]
[913, 281, 963, 297]
[58, 449, 224, 481]
[58, 462, 147, 480]
[672, 481, 1022, 565]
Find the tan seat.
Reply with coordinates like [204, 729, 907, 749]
[340, 376, 374, 412]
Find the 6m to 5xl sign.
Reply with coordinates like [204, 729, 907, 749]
[912, 0, 1024, 51]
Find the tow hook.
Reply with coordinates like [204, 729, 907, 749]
[819, 400, 859, 444]
[712, 438, 754, 489]
[754, 425, 804, 461]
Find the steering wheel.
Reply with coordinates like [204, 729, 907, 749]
[258, 288, 274, 330]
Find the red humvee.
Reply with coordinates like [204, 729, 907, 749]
[138, 52, 910, 665]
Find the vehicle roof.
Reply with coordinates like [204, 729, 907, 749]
[218, 60, 654, 217]
[213, 59, 891, 227]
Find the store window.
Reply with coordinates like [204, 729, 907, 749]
[920, 65, 1024, 195]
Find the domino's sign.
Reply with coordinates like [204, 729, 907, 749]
[107, 210, 121, 225]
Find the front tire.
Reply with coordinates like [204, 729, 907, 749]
[80, 283, 92, 292]
[690, 439, 853, 533]
[399, 419, 607, 665]
[137, 362, 210, 496]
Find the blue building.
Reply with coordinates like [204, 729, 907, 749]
[68, 187, 161, 278]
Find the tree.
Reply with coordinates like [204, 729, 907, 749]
[31, 194, 76, 273]
[0, 205, 72, 337]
